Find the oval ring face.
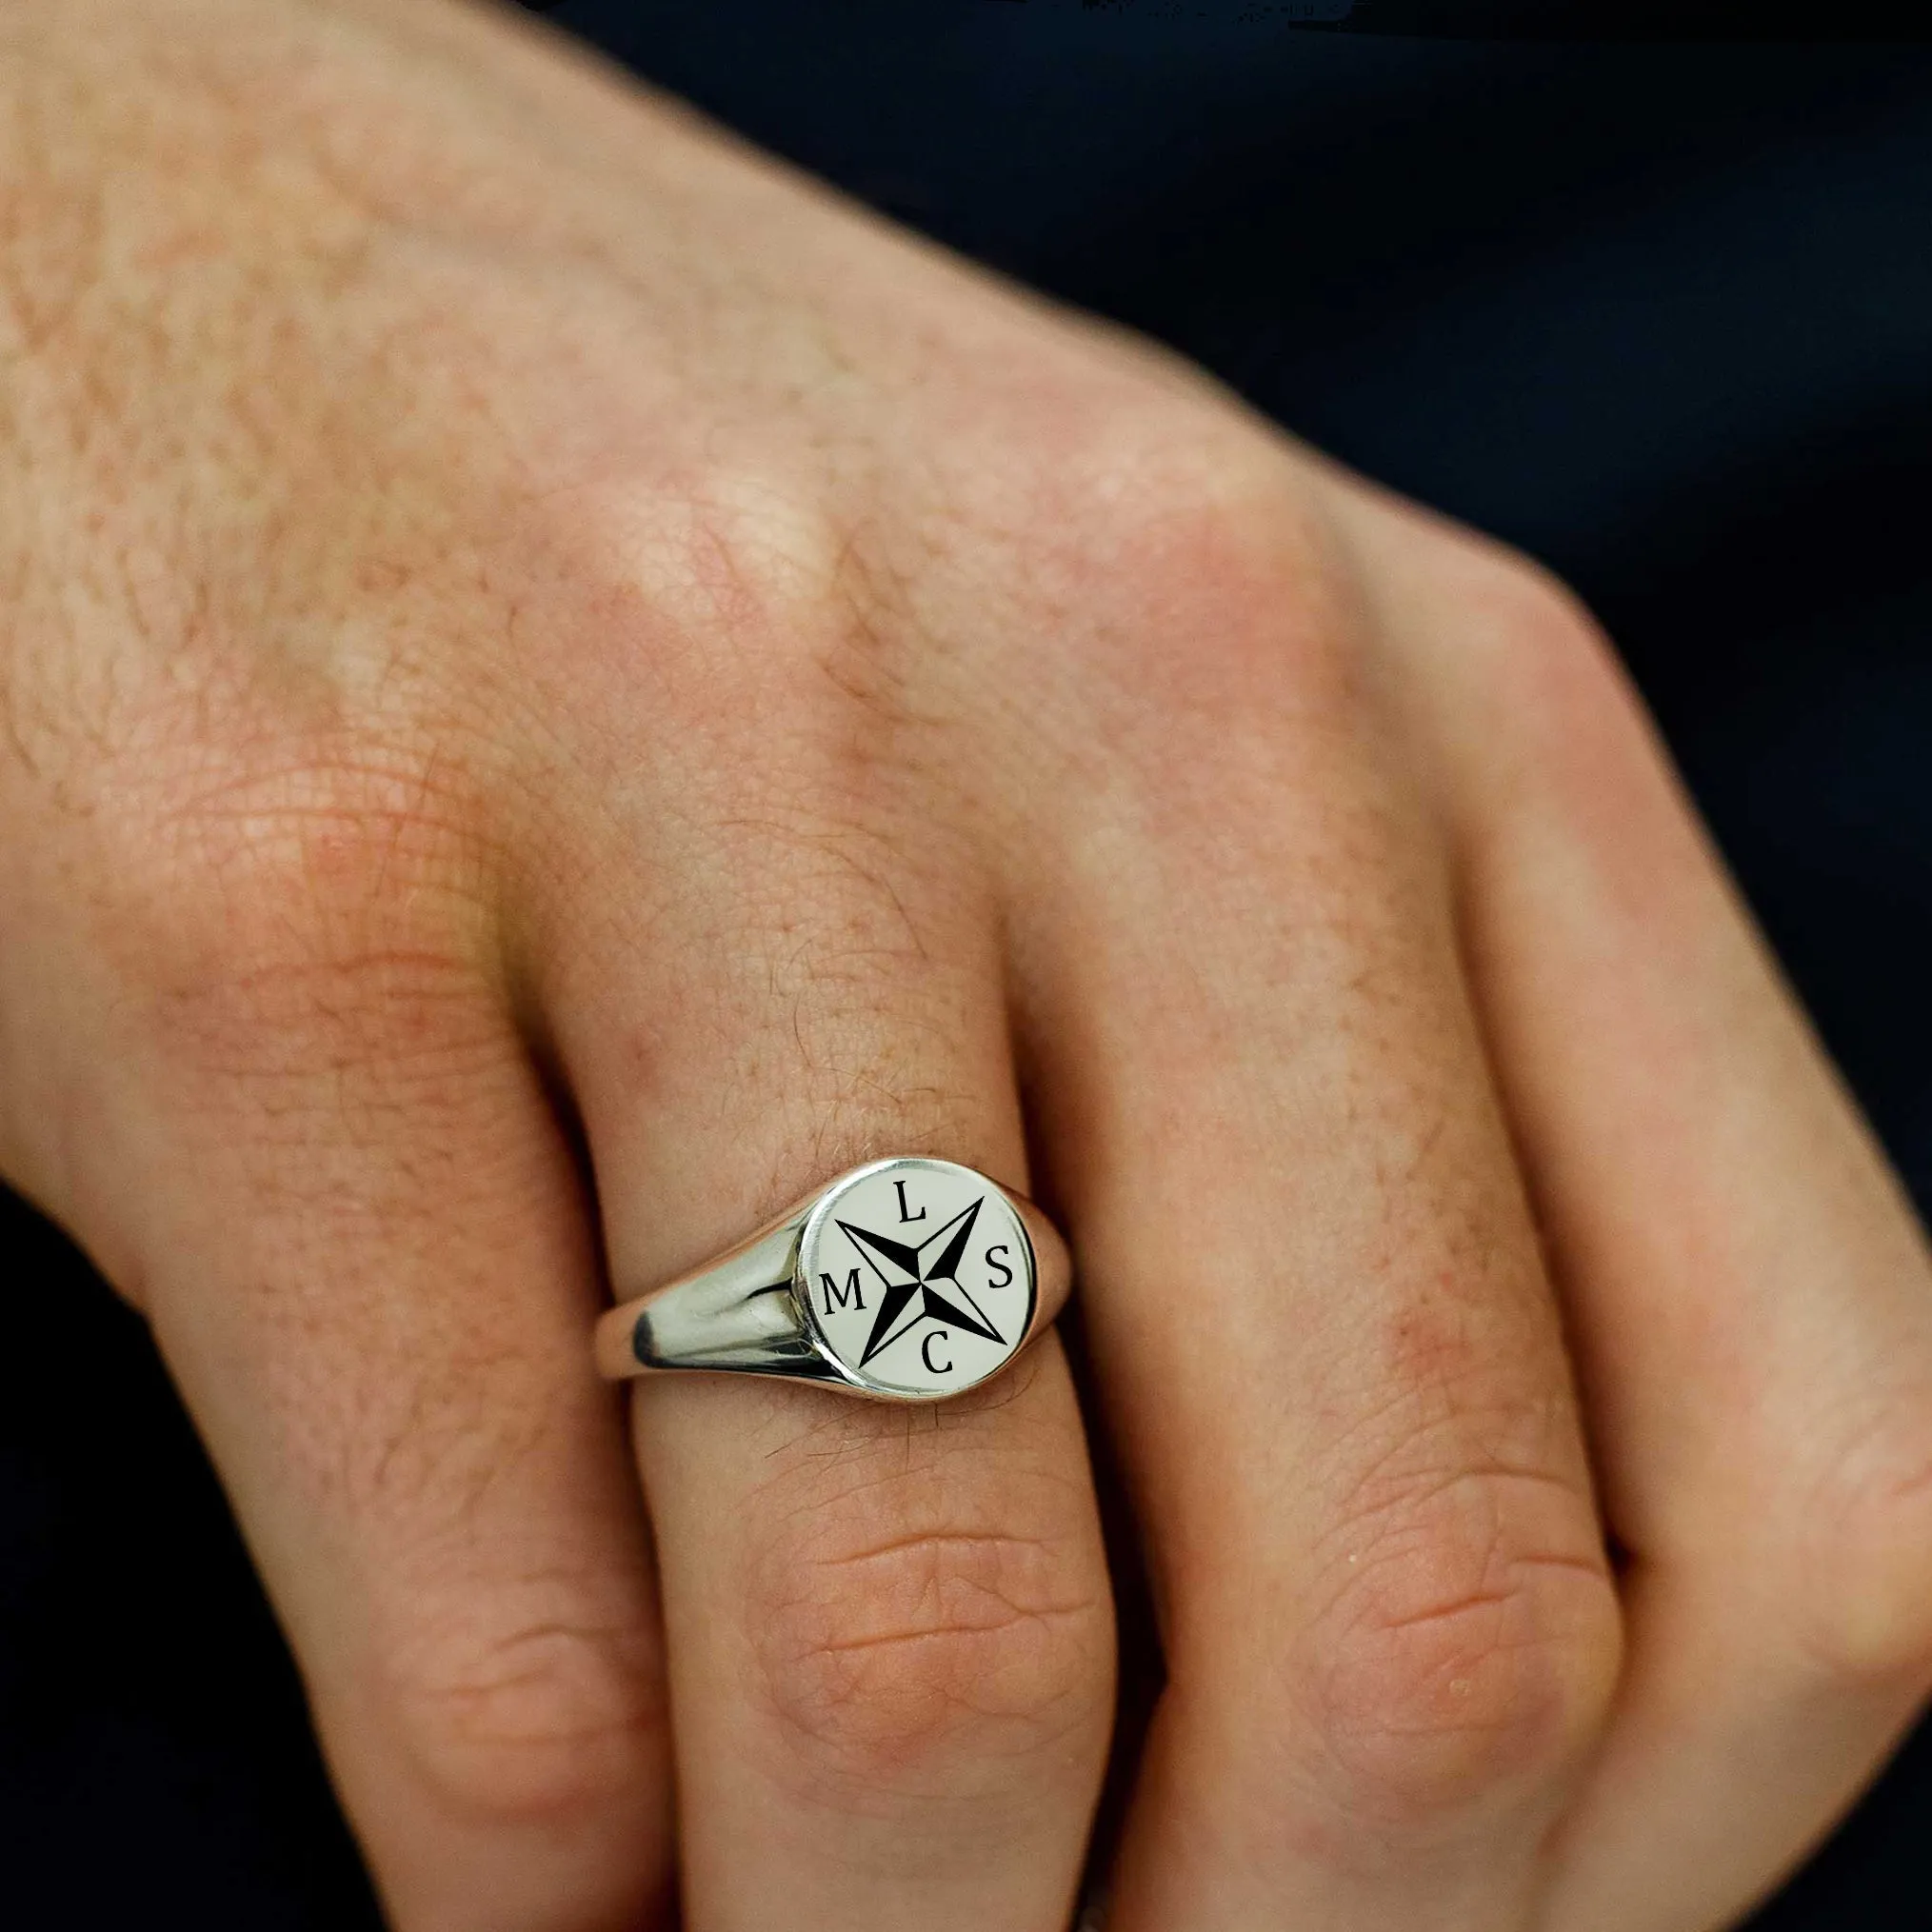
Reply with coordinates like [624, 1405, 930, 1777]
[795, 1158, 1038, 1398]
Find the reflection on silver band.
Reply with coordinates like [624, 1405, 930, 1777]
[594, 1156, 1068, 1403]
[624, 1218, 836, 1382]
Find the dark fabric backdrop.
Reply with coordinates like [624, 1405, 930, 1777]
[4, 10, 1930, 1925]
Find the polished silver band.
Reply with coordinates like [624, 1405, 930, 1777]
[594, 1156, 1069, 1403]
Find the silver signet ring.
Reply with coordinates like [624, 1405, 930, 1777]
[593, 1157, 1070, 1403]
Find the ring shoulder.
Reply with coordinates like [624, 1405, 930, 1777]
[1006, 1189, 1071, 1331]
[626, 1217, 836, 1380]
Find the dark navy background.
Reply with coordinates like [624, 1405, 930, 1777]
[4, 9, 1930, 1924]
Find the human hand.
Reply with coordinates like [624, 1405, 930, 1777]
[5, 4, 1930, 1930]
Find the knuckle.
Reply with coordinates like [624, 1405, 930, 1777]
[1449, 549, 1638, 777]
[1787, 1397, 1932, 1690]
[1005, 408, 1373, 787]
[373, 1594, 666, 1829]
[1461, 543, 1605, 665]
[630, 462, 850, 652]
[118, 741, 499, 1066]
[1299, 1463, 1621, 1823]
[757, 1527, 1108, 1794]
[540, 464, 927, 825]
[1049, 408, 1354, 699]
[548, 464, 857, 716]
[746, 1410, 1111, 1798]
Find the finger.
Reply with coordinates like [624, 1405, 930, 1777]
[1358, 508, 1932, 1930]
[1006, 560, 1622, 1928]
[71, 825, 673, 1932]
[536, 771, 1116, 1931]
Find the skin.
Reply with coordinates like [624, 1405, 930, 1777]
[3, 2, 1931, 1928]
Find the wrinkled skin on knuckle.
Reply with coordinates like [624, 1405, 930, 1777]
[360, 1583, 667, 1830]
[105, 736, 503, 1087]
[741, 1385, 1112, 1804]
[1291, 1396, 1621, 1827]
[1283, 1313, 1630, 1823]
[0, 635, 519, 1258]
[1783, 1387, 1932, 1693]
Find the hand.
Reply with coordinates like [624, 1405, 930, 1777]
[5, 4, 1930, 1929]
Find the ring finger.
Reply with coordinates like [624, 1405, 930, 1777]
[528, 768, 1116, 1932]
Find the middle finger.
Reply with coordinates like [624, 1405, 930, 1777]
[1010, 579, 1623, 1928]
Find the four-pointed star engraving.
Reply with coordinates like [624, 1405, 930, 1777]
[834, 1197, 1006, 1367]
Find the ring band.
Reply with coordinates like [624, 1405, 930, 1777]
[594, 1156, 1070, 1402]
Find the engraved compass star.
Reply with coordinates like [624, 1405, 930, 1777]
[835, 1197, 1006, 1368]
